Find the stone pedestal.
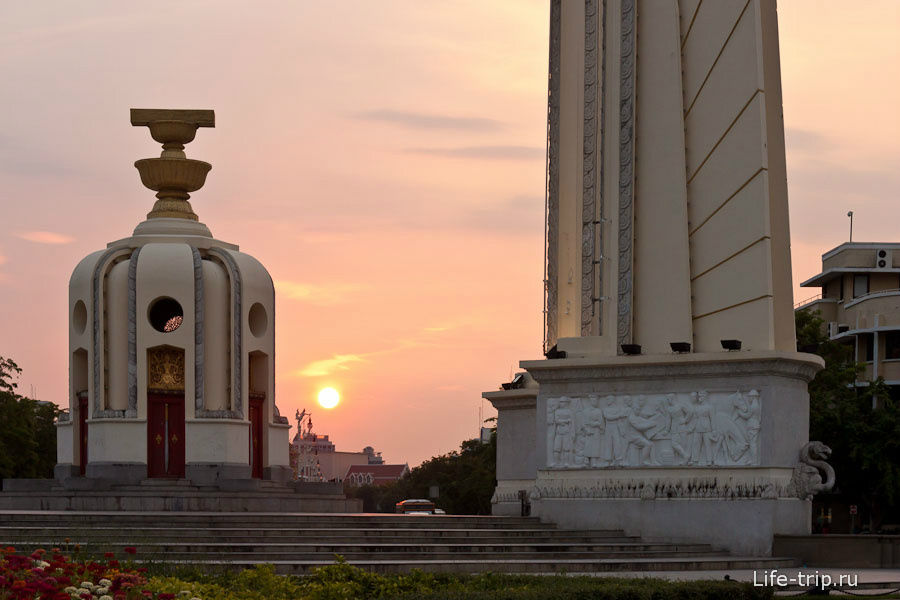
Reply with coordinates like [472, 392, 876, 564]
[520, 350, 823, 556]
[483, 385, 538, 516]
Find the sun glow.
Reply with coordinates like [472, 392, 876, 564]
[317, 387, 340, 409]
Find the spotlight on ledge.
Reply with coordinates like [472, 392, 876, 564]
[721, 339, 742, 351]
[621, 344, 642, 355]
[501, 373, 527, 391]
[670, 342, 691, 353]
[545, 345, 567, 359]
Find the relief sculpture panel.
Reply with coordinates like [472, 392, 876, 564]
[547, 390, 761, 468]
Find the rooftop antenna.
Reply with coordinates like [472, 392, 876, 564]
[848, 211, 854, 242]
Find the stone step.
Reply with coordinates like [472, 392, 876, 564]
[2, 541, 717, 555]
[0, 535, 639, 546]
[0, 514, 550, 529]
[116, 551, 735, 562]
[0, 526, 622, 539]
[136, 556, 801, 575]
[0, 511, 795, 574]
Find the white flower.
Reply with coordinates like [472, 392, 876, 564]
[33, 560, 50, 568]
[99, 596, 113, 600]
[64, 587, 77, 593]
[80, 581, 94, 589]
[96, 586, 109, 595]
[99, 578, 112, 586]
[190, 597, 203, 600]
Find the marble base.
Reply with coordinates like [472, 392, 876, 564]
[185, 462, 251, 485]
[85, 462, 145, 485]
[518, 350, 823, 556]
[534, 495, 809, 555]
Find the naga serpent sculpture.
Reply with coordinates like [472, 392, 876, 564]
[789, 441, 836, 500]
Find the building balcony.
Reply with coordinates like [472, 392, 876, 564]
[843, 288, 900, 310]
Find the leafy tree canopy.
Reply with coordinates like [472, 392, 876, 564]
[347, 431, 496, 515]
[798, 309, 900, 526]
[0, 355, 59, 479]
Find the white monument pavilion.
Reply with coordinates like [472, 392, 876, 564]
[486, 0, 832, 555]
[55, 109, 292, 486]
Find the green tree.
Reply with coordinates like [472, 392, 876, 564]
[797, 309, 900, 529]
[0, 355, 59, 479]
[347, 430, 497, 515]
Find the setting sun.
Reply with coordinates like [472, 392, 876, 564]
[317, 387, 340, 409]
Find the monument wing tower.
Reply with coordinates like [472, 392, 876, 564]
[544, 0, 795, 356]
[56, 110, 291, 486]
[486, 1, 833, 557]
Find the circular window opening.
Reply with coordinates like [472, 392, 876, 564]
[73, 300, 88, 335]
[249, 302, 267, 337]
[148, 297, 184, 333]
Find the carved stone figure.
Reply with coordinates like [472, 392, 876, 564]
[601, 395, 630, 466]
[686, 391, 720, 466]
[546, 389, 762, 469]
[550, 397, 575, 466]
[580, 395, 605, 467]
[622, 396, 654, 465]
[788, 441, 836, 500]
[744, 390, 761, 464]
[663, 393, 690, 465]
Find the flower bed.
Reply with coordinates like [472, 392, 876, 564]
[0, 546, 197, 600]
[3, 547, 775, 600]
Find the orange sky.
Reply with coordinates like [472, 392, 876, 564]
[1, 2, 898, 467]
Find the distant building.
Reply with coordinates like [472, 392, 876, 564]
[344, 464, 409, 487]
[290, 409, 388, 481]
[363, 446, 384, 464]
[797, 242, 900, 392]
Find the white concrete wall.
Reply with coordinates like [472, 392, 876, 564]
[268, 424, 290, 467]
[106, 261, 129, 411]
[633, 0, 693, 353]
[87, 420, 146, 463]
[56, 423, 73, 464]
[228, 249, 277, 467]
[68, 250, 103, 416]
[136, 243, 196, 419]
[202, 259, 229, 412]
[186, 420, 249, 464]
[556, 0, 585, 341]
[683, 0, 795, 352]
[547, 0, 796, 356]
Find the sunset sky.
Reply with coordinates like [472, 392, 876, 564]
[1, 2, 898, 468]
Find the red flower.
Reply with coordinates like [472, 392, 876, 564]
[104, 552, 115, 558]
[123, 547, 137, 555]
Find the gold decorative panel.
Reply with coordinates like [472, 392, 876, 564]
[147, 347, 185, 392]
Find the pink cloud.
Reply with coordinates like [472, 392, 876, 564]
[16, 231, 75, 244]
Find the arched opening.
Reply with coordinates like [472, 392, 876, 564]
[147, 346, 186, 478]
[148, 297, 184, 333]
[248, 351, 268, 479]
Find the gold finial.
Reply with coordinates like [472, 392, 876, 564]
[131, 109, 215, 221]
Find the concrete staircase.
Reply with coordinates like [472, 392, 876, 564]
[0, 511, 799, 574]
[0, 479, 360, 512]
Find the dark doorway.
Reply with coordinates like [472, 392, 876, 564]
[77, 393, 88, 476]
[249, 396, 264, 479]
[147, 393, 185, 478]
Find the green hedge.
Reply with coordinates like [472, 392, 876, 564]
[148, 562, 774, 600]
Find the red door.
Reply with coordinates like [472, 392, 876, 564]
[77, 395, 88, 476]
[147, 393, 185, 478]
[249, 398, 264, 479]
